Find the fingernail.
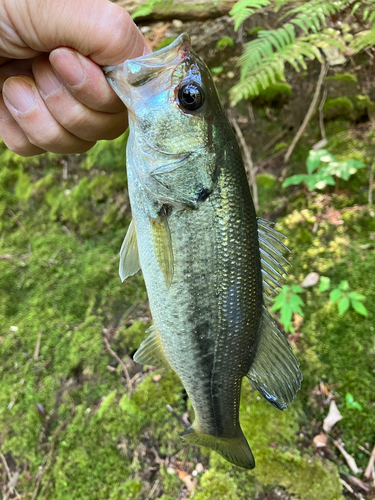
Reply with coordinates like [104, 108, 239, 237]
[3, 77, 36, 113]
[38, 69, 63, 98]
[50, 49, 86, 87]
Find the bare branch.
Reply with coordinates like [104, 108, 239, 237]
[103, 335, 133, 397]
[229, 116, 259, 210]
[284, 57, 327, 164]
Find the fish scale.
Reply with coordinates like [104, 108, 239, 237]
[104, 32, 302, 469]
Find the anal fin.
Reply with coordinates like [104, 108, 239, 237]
[133, 325, 170, 369]
[247, 306, 302, 410]
[119, 220, 141, 282]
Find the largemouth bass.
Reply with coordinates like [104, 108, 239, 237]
[104, 33, 302, 469]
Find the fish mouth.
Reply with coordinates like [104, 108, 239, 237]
[103, 33, 191, 90]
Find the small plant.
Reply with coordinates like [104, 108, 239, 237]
[270, 285, 305, 333]
[319, 277, 368, 316]
[282, 149, 366, 191]
[345, 393, 363, 411]
[210, 66, 224, 75]
[216, 36, 235, 50]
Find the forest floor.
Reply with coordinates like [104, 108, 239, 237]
[0, 3, 375, 500]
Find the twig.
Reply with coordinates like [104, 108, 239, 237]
[284, 57, 327, 164]
[33, 328, 43, 361]
[357, 444, 371, 456]
[31, 418, 70, 500]
[229, 116, 259, 210]
[247, 103, 255, 125]
[103, 336, 133, 397]
[319, 89, 327, 142]
[30, 456, 48, 500]
[145, 474, 161, 500]
[340, 478, 354, 495]
[364, 443, 375, 479]
[1, 452, 20, 500]
[368, 164, 374, 205]
[261, 128, 288, 152]
[333, 440, 361, 474]
[166, 405, 190, 429]
[347, 475, 370, 492]
[0, 452, 12, 482]
[255, 149, 285, 170]
[7, 210, 28, 237]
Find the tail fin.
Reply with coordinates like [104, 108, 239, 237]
[181, 427, 255, 470]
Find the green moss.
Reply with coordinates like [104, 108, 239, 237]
[325, 73, 358, 84]
[323, 97, 354, 120]
[253, 83, 292, 105]
[256, 173, 277, 189]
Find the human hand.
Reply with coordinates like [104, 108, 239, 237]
[0, 0, 150, 156]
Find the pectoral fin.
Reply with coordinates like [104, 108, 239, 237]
[150, 208, 174, 288]
[119, 220, 141, 282]
[133, 325, 170, 369]
[247, 306, 302, 410]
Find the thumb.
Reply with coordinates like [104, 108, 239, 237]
[4, 0, 149, 64]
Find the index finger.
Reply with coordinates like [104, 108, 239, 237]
[5, 0, 150, 65]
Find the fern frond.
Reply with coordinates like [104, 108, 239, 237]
[229, 0, 272, 31]
[238, 23, 296, 76]
[305, 32, 346, 51]
[350, 24, 375, 53]
[231, 38, 323, 103]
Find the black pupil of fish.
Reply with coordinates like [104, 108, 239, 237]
[178, 83, 204, 111]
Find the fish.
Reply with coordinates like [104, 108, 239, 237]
[103, 33, 302, 470]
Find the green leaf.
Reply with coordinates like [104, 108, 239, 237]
[348, 292, 366, 301]
[346, 393, 354, 405]
[338, 297, 350, 315]
[351, 300, 368, 317]
[326, 159, 366, 181]
[330, 288, 341, 303]
[306, 149, 335, 173]
[216, 37, 235, 50]
[282, 174, 308, 187]
[346, 393, 362, 411]
[339, 280, 349, 291]
[304, 171, 335, 191]
[319, 276, 331, 292]
[291, 285, 303, 293]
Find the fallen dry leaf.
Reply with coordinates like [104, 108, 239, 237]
[313, 433, 327, 448]
[364, 443, 375, 479]
[323, 400, 343, 432]
[175, 469, 198, 492]
[301, 272, 320, 288]
[293, 312, 304, 331]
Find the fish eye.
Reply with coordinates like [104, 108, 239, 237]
[177, 81, 205, 112]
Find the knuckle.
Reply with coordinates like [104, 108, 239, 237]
[27, 125, 61, 150]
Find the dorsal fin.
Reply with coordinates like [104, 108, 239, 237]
[247, 306, 302, 410]
[257, 217, 290, 306]
[119, 220, 141, 282]
[250, 218, 302, 409]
